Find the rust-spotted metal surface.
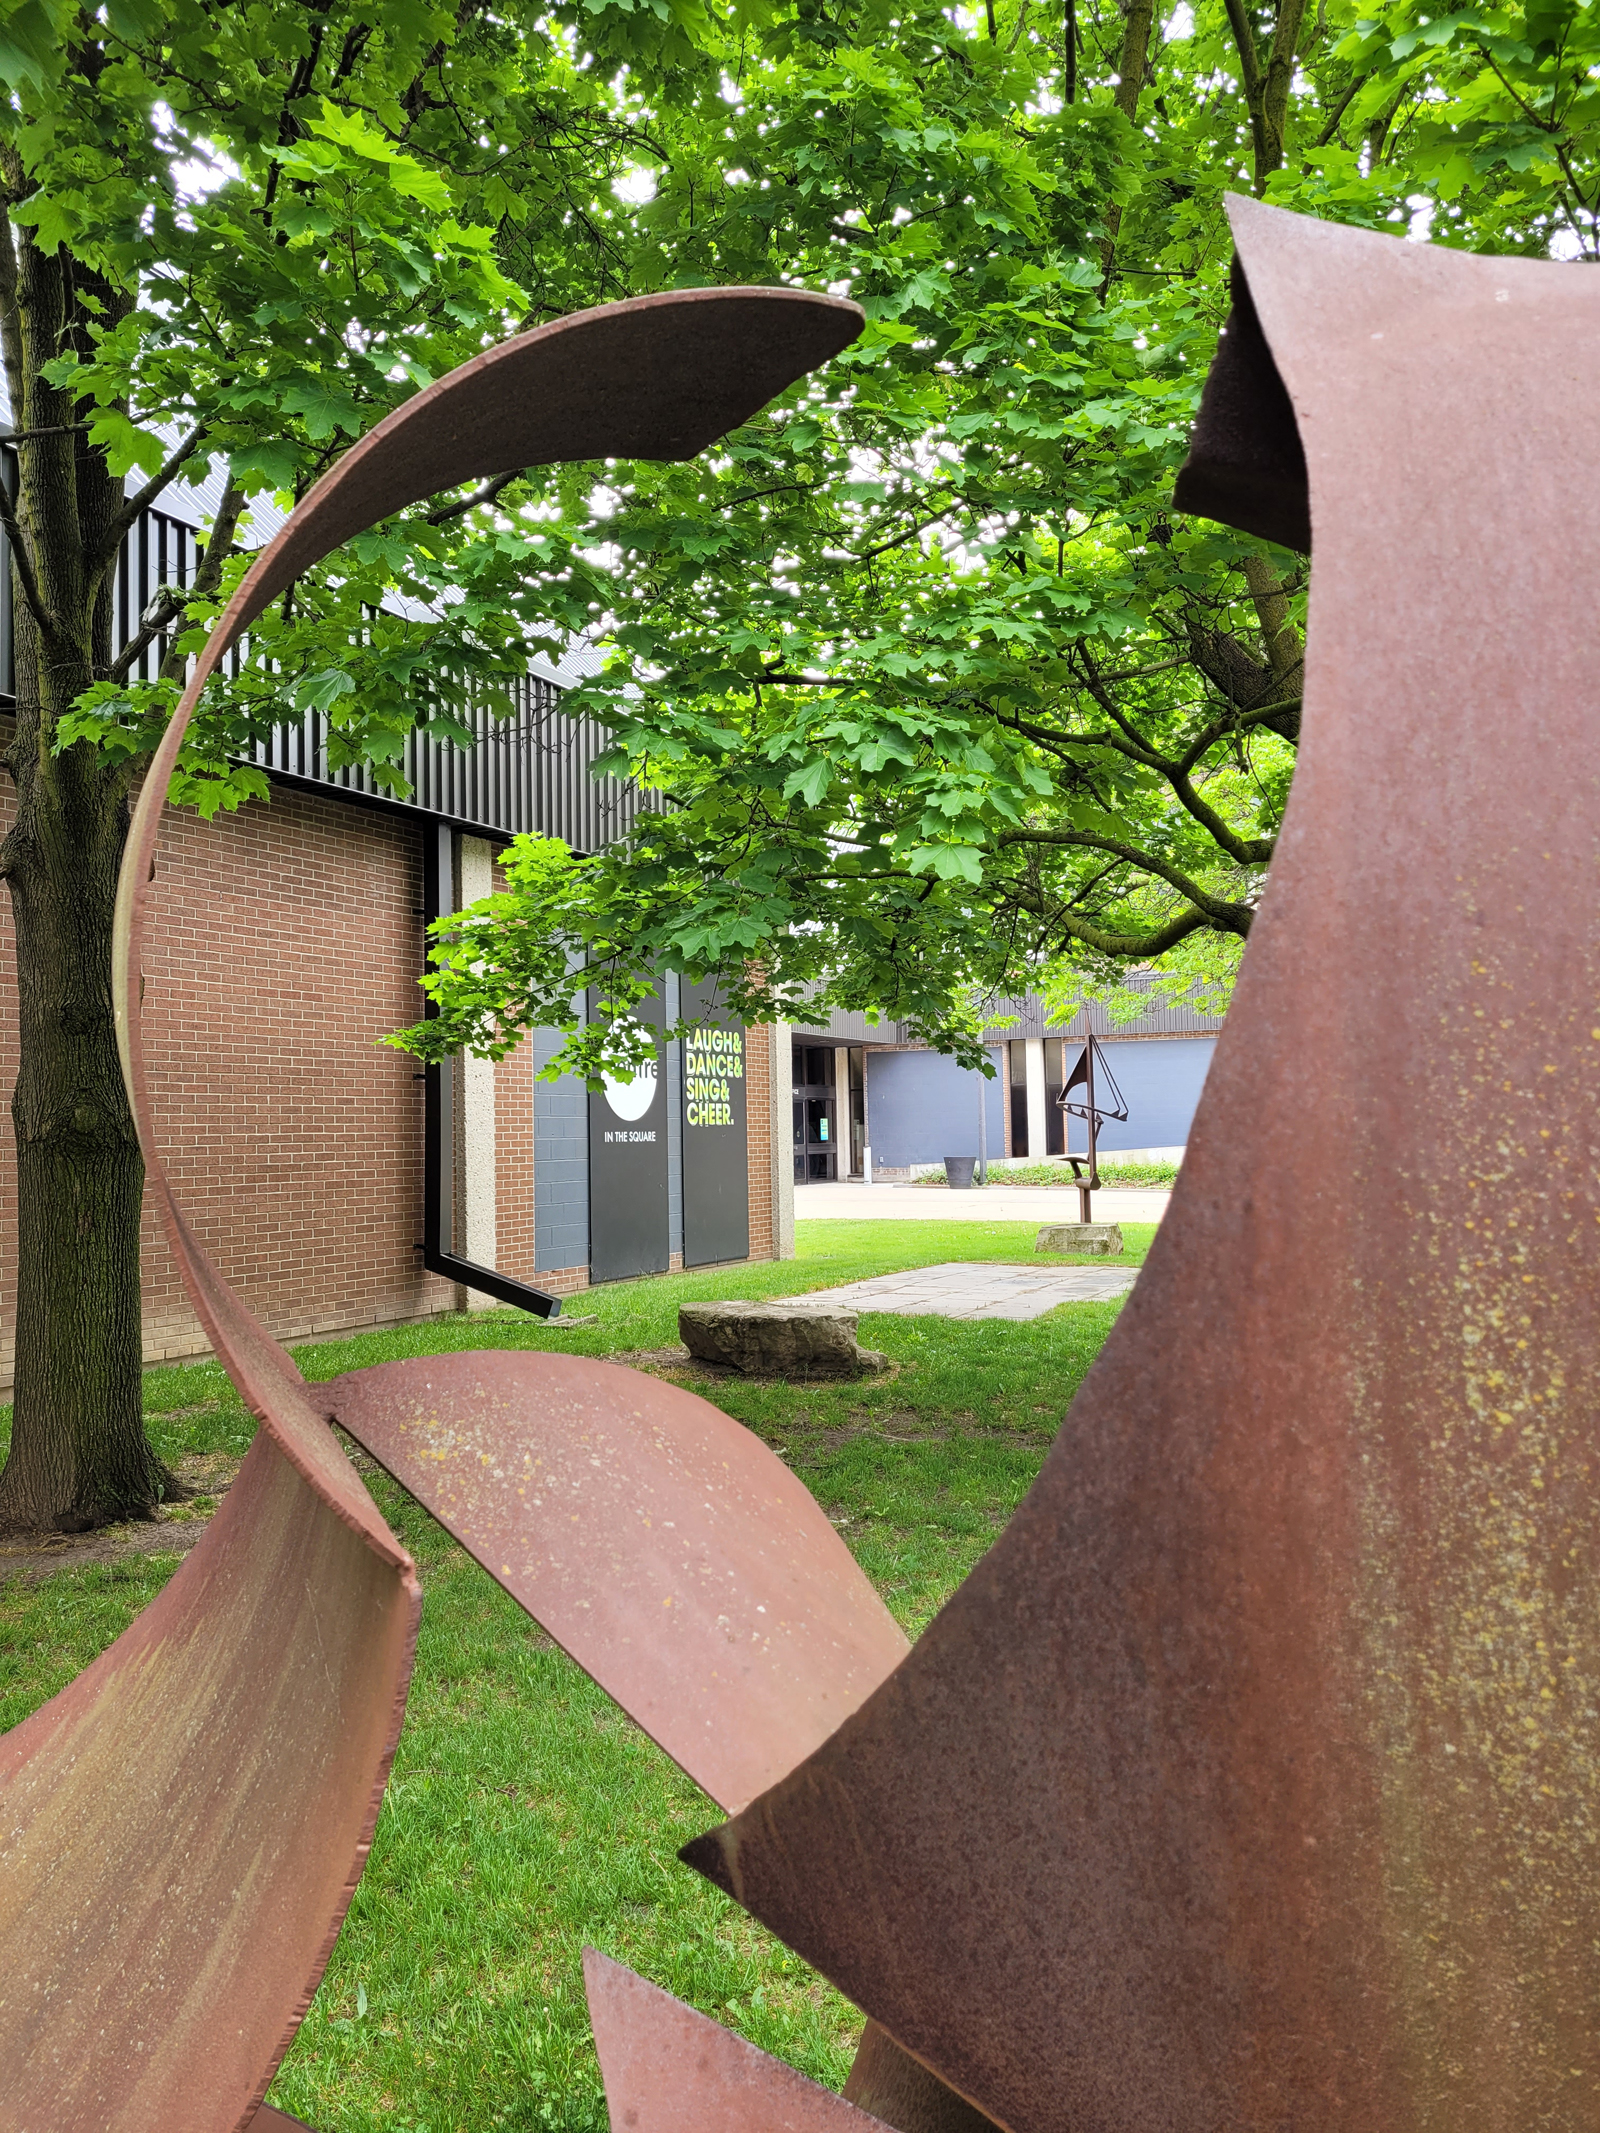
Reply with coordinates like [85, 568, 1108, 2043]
[0, 287, 862, 2131]
[842, 2025, 1000, 2133]
[682, 199, 1600, 2130]
[327, 1352, 907, 1814]
[0, 1433, 419, 2133]
[585, 1948, 895, 2133]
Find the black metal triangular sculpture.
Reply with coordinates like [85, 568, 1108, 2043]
[1059, 1030, 1129, 1220]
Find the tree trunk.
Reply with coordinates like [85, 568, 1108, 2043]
[0, 216, 179, 1534]
[1222, 0, 1310, 192]
[1096, 0, 1156, 291]
[0, 733, 161, 1533]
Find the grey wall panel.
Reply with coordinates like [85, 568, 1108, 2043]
[1085, 1036, 1217, 1152]
[863, 1038, 1214, 1167]
[681, 977, 750, 1267]
[587, 985, 669, 1283]
[665, 972, 683, 1261]
[864, 1049, 1005, 1171]
[532, 1025, 590, 1274]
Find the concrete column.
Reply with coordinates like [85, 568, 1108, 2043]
[1024, 1036, 1048, 1164]
[454, 835, 498, 1308]
[832, 1045, 851, 1176]
[771, 1022, 795, 1258]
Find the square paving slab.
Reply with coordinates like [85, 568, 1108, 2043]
[798, 1261, 1136, 1322]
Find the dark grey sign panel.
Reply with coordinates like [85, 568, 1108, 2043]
[588, 986, 670, 1282]
[681, 978, 750, 1268]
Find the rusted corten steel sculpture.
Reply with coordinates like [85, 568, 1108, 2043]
[682, 199, 1600, 2129]
[0, 286, 902, 2133]
[3, 193, 1597, 2133]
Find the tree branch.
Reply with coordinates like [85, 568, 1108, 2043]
[1017, 891, 1225, 956]
[1258, 0, 1310, 182]
[1097, 0, 1157, 292]
[0, 469, 58, 639]
[1164, 762, 1277, 863]
[1096, 653, 1192, 684]
[93, 422, 208, 568]
[1315, 71, 1369, 147]
[0, 189, 53, 639]
[1174, 695, 1302, 777]
[1071, 654, 1177, 768]
[424, 467, 520, 527]
[850, 500, 963, 565]
[5, 422, 89, 444]
[998, 824, 1257, 927]
[1221, 0, 1265, 122]
[106, 474, 247, 685]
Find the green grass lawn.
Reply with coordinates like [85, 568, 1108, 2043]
[914, 1157, 1180, 1187]
[0, 1219, 1147, 2132]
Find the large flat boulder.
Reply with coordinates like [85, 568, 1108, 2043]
[678, 1300, 888, 1378]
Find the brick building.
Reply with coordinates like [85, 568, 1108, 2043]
[0, 472, 794, 1383]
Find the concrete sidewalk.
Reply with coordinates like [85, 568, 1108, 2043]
[795, 1180, 1171, 1228]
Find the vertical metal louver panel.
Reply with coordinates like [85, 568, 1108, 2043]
[239, 668, 640, 850]
[0, 444, 643, 854]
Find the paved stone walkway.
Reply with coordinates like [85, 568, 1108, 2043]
[799, 1261, 1137, 1322]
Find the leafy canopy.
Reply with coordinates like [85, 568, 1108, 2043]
[0, 0, 1589, 1074]
[393, 0, 1597, 1079]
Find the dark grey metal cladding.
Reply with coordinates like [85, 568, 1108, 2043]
[664, 971, 684, 1264]
[0, 441, 643, 852]
[587, 982, 670, 1283]
[249, 679, 648, 851]
[116, 504, 202, 683]
[534, 1019, 592, 1275]
[681, 976, 750, 1268]
[985, 985, 1227, 1042]
[791, 977, 1228, 1050]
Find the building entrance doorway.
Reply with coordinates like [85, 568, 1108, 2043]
[792, 1043, 837, 1181]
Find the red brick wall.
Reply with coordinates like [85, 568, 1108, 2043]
[494, 1036, 537, 1286]
[0, 780, 464, 1381]
[746, 1021, 776, 1262]
[0, 780, 779, 1381]
[136, 784, 462, 1362]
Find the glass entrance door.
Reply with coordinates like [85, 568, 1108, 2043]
[792, 1043, 837, 1181]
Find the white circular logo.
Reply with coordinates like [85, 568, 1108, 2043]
[603, 1058, 658, 1121]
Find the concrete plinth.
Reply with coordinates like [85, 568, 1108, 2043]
[1036, 1222, 1124, 1256]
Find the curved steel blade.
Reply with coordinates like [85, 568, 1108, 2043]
[0, 1431, 419, 2133]
[585, 1948, 894, 2133]
[111, 285, 863, 1401]
[325, 1350, 908, 1815]
[681, 203, 1600, 2130]
[0, 286, 861, 2129]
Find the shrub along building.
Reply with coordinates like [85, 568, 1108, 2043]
[0, 456, 794, 1383]
[789, 984, 1225, 1183]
